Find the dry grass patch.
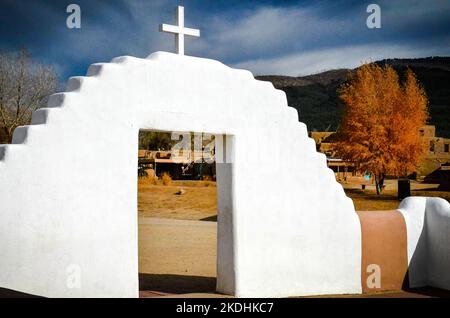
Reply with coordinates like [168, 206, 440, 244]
[345, 188, 450, 211]
[138, 180, 217, 220]
[138, 177, 449, 220]
[161, 172, 172, 186]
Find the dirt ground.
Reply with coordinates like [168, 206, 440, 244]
[139, 217, 216, 278]
[138, 178, 449, 220]
[138, 179, 217, 220]
[347, 189, 450, 211]
[138, 179, 218, 296]
[343, 179, 450, 211]
[138, 217, 218, 296]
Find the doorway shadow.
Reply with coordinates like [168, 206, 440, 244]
[139, 273, 216, 294]
[200, 215, 217, 222]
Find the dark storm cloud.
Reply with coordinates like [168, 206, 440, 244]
[0, 0, 448, 80]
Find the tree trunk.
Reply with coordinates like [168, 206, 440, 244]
[375, 174, 380, 195]
[374, 173, 385, 195]
[0, 126, 9, 143]
[6, 126, 13, 143]
[379, 173, 385, 193]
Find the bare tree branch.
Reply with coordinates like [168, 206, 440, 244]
[0, 49, 58, 143]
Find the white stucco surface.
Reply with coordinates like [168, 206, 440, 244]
[0, 52, 362, 297]
[399, 197, 450, 290]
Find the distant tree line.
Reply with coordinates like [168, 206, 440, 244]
[139, 131, 174, 150]
[139, 131, 216, 153]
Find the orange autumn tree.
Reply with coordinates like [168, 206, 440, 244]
[333, 64, 428, 194]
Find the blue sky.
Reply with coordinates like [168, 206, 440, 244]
[0, 0, 449, 82]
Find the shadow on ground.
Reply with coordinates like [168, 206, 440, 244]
[399, 287, 450, 298]
[200, 215, 217, 222]
[0, 288, 41, 298]
[345, 189, 399, 201]
[424, 169, 450, 191]
[139, 273, 216, 294]
[1, 282, 449, 298]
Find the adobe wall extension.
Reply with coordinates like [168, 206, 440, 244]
[399, 197, 450, 290]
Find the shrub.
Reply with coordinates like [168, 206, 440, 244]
[149, 176, 159, 185]
[161, 172, 172, 186]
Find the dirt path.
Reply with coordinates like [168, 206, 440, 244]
[138, 217, 218, 296]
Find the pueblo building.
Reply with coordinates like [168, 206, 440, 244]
[138, 149, 216, 180]
[310, 125, 450, 181]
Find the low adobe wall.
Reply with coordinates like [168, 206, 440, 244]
[358, 197, 450, 295]
[357, 211, 408, 293]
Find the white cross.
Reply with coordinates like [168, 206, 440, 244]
[159, 6, 200, 56]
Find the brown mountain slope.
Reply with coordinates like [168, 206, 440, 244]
[256, 57, 450, 137]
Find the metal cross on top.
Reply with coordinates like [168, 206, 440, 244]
[159, 6, 200, 56]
